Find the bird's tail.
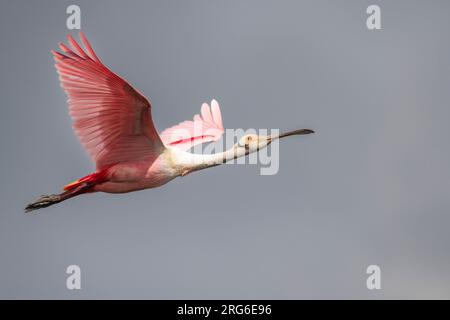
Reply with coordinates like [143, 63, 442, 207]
[25, 171, 107, 213]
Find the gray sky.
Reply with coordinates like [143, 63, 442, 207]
[1, 0, 450, 299]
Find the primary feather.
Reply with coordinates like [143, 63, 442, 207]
[52, 32, 164, 170]
[160, 99, 225, 151]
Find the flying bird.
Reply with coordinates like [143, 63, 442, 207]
[25, 33, 314, 212]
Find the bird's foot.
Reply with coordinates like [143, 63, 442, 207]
[25, 194, 62, 213]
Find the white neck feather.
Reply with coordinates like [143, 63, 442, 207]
[168, 146, 248, 175]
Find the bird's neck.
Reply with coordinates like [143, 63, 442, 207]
[169, 146, 247, 176]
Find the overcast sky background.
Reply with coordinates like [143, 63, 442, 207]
[1, 0, 450, 299]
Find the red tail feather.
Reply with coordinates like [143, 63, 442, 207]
[63, 170, 108, 191]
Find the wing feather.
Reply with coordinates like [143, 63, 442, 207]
[52, 32, 164, 169]
[160, 99, 225, 151]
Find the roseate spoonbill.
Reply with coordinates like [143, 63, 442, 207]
[25, 33, 314, 212]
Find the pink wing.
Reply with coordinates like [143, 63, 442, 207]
[160, 99, 224, 150]
[52, 32, 164, 169]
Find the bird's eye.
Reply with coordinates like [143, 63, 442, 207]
[238, 135, 256, 148]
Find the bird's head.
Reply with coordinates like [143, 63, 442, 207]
[235, 129, 314, 153]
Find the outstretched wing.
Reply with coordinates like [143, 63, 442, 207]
[52, 32, 164, 169]
[160, 99, 224, 151]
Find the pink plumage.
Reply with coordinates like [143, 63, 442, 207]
[52, 33, 164, 170]
[25, 32, 313, 212]
[160, 100, 224, 151]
